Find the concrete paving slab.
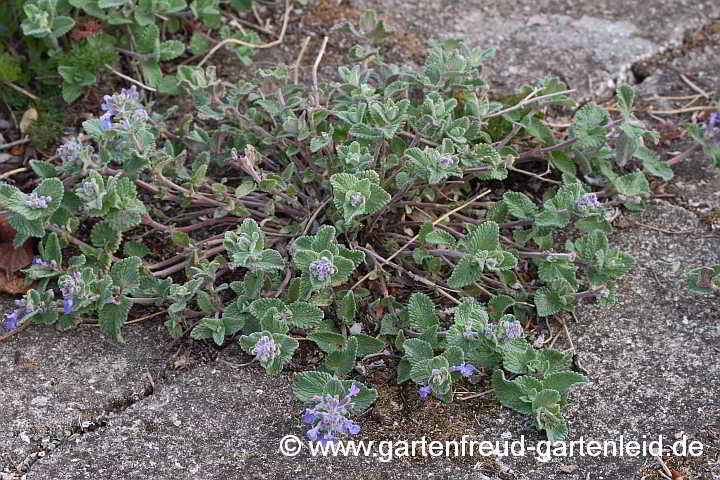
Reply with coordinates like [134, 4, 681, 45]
[0, 322, 167, 476]
[360, 0, 719, 97]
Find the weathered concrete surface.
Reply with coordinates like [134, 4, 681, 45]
[360, 0, 719, 98]
[0, 321, 168, 476]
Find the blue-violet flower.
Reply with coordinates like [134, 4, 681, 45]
[252, 335, 280, 363]
[303, 383, 361, 445]
[309, 257, 336, 281]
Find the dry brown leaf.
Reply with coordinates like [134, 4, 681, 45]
[0, 272, 33, 294]
[19, 108, 38, 135]
[9, 144, 25, 156]
[0, 216, 34, 277]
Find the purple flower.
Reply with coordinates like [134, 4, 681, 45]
[63, 297, 75, 315]
[706, 112, 720, 142]
[306, 425, 320, 441]
[32, 258, 56, 269]
[348, 382, 360, 397]
[449, 363, 477, 377]
[101, 95, 120, 116]
[99, 112, 114, 130]
[303, 384, 361, 443]
[503, 320, 523, 340]
[343, 419, 361, 435]
[57, 138, 83, 163]
[309, 257, 336, 281]
[437, 154, 456, 168]
[60, 272, 83, 315]
[3, 297, 40, 329]
[25, 192, 52, 209]
[98, 86, 145, 132]
[3, 310, 18, 330]
[575, 192, 601, 208]
[349, 192, 365, 207]
[418, 385, 432, 398]
[302, 409, 318, 424]
[429, 367, 449, 386]
[252, 335, 280, 363]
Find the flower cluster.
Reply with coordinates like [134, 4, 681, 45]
[437, 154, 456, 168]
[418, 363, 477, 398]
[75, 180, 103, 210]
[55, 137, 98, 172]
[480, 320, 524, 343]
[98, 86, 149, 131]
[503, 320, 524, 340]
[449, 363, 478, 376]
[25, 191, 52, 209]
[706, 112, 719, 142]
[32, 257, 58, 269]
[3, 297, 39, 330]
[349, 192, 365, 207]
[575, 192, 601, 208]
[302, 383, 361, 445]
[60, 272, 83, 315]
[309, 257, 336, 281]
[252, 335, 280, 363]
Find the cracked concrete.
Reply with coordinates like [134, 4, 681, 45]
[2, 1, 720, 479]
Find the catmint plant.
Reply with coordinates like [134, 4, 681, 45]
[4, 28, 673, 444]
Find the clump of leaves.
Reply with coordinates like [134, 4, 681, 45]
[3, 25, 697, 442]
[6, 0, 263, 103]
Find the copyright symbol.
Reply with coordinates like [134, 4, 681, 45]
[279, 434, 303, 457]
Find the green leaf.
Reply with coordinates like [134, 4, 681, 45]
[447, 255, 483, 288]
[90, 222, 122, 253]
[124, 241, 150, 258]
[571, 104, 609, 150]
[408, 292, 438, 332]
[308, 331, 346, 353]
[425, 229, 456, 246]
[344, 381, 377, 413]
[189, 31, 211, 55]
[532, 389, 561, 410]
[542, 371, 588, 395]
[99, 297, 131, 342]
[110, 256, 142, 292]
[616, 84, 635, 115]
[44, 233, 62, 265]
[503, 192, 538, 220]
[545, 418, 569, 442]
[613, 171, 649, 196]
[62, 83, 84, 103]
[491, 370, 533, 415]
[159, 40, 186, 61]
[634, 146, 673, 181]
[396, 358, 412, 384]
[326, 336, 358, 376]
[502, 339, 537, 374]
[52, 16, 76, 37]
[534, 287, 567, 317]
[353, 334, 385, 357]
[402, 338, 434, 364]
[292, 371, 333, 403]
[462, 222, 500, 252]
[338, 290, 356, 324]
[29, 160, 58, 178]
[287, 302, 324, 328]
